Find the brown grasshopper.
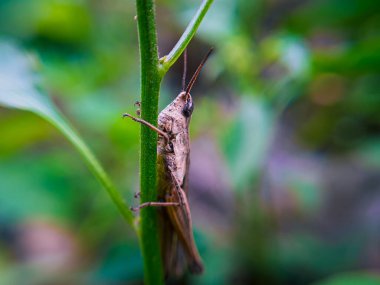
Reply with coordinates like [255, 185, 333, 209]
[123, 49, 213, 277]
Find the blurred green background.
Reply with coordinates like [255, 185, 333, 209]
[1, 0, 380, 284]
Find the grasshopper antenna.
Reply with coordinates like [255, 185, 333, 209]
[185, 48, 213, 99]
[182, 49, 187, 91]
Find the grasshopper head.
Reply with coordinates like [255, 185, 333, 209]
[180, 91, 194, 118]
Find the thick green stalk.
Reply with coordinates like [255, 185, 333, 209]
[136, 0, 164, 284]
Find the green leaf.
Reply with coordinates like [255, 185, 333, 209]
[0, 42, 135, 229]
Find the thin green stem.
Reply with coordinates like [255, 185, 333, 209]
[136, 0, 164, 284]
[159, 0, 214, 76]
[43, 112, 136, 230]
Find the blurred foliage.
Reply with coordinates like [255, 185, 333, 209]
[312, 272, 380, 285]
[1, 0, 380, 284]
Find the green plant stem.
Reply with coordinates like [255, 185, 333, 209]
[136, 0, 164, 284]
[159, 0, 214, 75]
[43, 112, 136, 230]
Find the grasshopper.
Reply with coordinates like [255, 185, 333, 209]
[123, 49, 213, 277]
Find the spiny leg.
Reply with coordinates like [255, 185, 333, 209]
[122, 113, 169, 142]
[134, 101, 141, 117]
[134, 191, 141, 199]
[130, 201, 180, 212]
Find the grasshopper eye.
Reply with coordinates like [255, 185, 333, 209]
[182, 99, 194, 117]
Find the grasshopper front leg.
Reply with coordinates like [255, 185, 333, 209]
[122, 113, 169, 142]
[134, 101, 141, 117]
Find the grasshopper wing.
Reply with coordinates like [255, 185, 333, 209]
[165, 179, 204, 275]
[160, 209, 187, 277]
